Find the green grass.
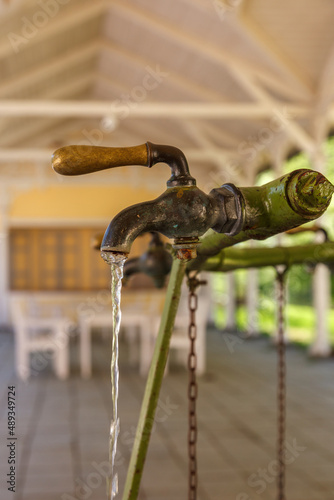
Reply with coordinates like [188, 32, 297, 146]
[215, 303, 334, 347]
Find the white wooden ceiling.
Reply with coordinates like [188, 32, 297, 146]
[1, 0, 334, 189]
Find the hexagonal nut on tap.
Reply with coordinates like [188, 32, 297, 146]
[210, 184, 244, 235]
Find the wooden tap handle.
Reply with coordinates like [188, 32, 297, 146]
[52, 144, 149, 176]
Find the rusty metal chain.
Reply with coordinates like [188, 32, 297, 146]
[276, 266, 288, 500]
[188, 287, 197, 500]
[187, 276, 207, 500]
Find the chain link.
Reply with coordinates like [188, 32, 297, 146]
[186, 276, 206, 500]
[188, 285, 198, 500]
[276, 267, 287, 500]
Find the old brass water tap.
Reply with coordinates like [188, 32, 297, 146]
[52, 142, 244, 260]
[52, 142, 334, 262]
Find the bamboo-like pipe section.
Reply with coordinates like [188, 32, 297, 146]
[188, 169, 334, 271]
[122, 257, 186, 500]
[199, 242, 334, 272]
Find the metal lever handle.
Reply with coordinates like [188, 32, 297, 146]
[52, 143, 149, 176]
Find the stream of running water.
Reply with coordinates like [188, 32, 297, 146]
[101, 252, 127, 499]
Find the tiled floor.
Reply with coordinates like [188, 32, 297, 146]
[1, 326, 334, 500]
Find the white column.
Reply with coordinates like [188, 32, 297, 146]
[246, 268, 259, 336]
[307, 146, 331, 355]
[199, 272, 214, 324]
[225, 272, 237, 330]
[0, 193, 10, 324]
[310, 231, 331, 356]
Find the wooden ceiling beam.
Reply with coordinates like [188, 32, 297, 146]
[227, 67, 316, 153]
[311, 40, 334, 144]
[108, 0, 310, 104]
[198, 122, 241, 148]
[0, 41, 99, 97]
[0, 1, 105, 58]
[183, 120, 243, 183]
[98, 39, 227, 103]
[183, 120, 229, 158]
[236, 12, 314, 100]
[0, 75, 94, 146]
[0, 100, 306, 119]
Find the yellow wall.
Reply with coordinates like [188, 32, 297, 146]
[10, 184, 161, 219]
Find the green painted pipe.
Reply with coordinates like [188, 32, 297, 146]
[188, 169, 334, 271]
[122, 257, 186, 500]
[200, 242, 334, 272]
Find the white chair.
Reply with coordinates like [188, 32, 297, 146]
[77, 290, 165, 378]
[121, 291, 165, 376]
[10, 296, 71, 381]
[78, 307, 115, 379]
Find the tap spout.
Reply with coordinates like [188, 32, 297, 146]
[101, 184, 242, 257]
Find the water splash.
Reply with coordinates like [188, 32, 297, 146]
[101, 252, 127, 499]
